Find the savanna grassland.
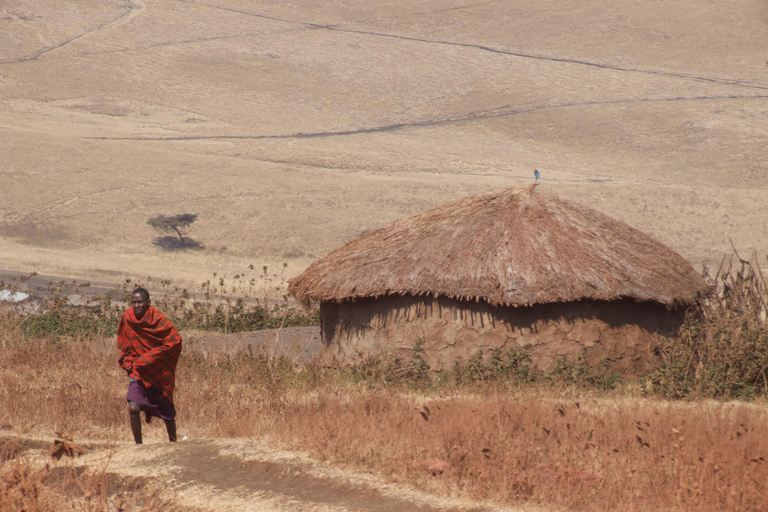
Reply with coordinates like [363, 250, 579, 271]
[2, 0, 768, 511]
[1, 0, 767, 282]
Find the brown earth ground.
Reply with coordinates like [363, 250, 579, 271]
[4, 433, 531, 512]
[2, 0, 768, 509]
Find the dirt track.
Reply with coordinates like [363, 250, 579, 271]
[1, 0, 767, 285]
[5, 434, 536, 511]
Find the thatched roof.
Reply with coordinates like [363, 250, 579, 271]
[289, 185, 708, 308]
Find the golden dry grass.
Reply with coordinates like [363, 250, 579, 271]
[0, 441, 174, 512]
[2, 328, 767, 511]
[1, 0, 767, 285]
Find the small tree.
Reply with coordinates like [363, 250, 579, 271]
[147, 213, 198, 245]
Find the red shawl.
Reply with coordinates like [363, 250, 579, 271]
[117, 306, 182, 401]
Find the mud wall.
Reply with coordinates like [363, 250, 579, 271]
[320, 296, 689, 377]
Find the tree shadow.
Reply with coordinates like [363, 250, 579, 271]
[152, 236, 205, 251]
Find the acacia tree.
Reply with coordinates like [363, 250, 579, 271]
[147, 213, 198, 245]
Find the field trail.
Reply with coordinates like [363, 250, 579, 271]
[1, 0, 145, 64]
[7, 434, 530, 512]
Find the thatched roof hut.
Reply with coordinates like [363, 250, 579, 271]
[289, 185, 708, 376]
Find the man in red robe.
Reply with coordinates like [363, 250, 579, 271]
[117, 287, 182, 444]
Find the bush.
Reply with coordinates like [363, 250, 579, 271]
[451, 346, 533, 385]
[5, 269, 320, 342]
[646, 252, 768, 399]
[544, 354, 623, 391]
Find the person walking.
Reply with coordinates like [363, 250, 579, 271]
[117, 287, 182, 444]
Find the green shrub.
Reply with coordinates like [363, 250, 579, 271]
[645, 253, 768, 399]
[451, 346, 533, 385]
[646, 311, 768, 399]
[543, 354, 623, 391]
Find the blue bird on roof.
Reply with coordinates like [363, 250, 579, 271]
[534, 169, 540, 181]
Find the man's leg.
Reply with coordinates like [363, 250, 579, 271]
[129, 402, 143, 444]
[164, 419, 177, 442]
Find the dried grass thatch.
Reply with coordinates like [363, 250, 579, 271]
[289, 185, 708, 307]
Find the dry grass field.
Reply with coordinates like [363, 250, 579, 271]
[2, 330, 768, 512]
[2, 1, 768, 510]
[1, 0, 767, 284]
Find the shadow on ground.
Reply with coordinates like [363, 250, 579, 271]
[152, 236, 205, 251]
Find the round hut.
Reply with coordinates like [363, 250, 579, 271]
[288, 186, 708, 377]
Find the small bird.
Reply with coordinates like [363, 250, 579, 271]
[534, 169, 540, 181]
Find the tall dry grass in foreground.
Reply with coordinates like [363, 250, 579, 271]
[1, 442, 173, 512]
[1, 335, 767, 511]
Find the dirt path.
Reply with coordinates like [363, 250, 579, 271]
[1, 0, 145, 64]
[5, 435, 534, 512]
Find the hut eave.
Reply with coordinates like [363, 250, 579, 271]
[290, 289, 704, 310]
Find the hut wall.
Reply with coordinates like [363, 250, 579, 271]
[320, 296, 688, 377]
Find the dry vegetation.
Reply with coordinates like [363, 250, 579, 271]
[648, 251, 768, 399]
[2, 254, 768, 511]
[1, 0, 767, 284]
[1, 443, 174, 512]
[2, 337, 768, 511]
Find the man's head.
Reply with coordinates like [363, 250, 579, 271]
[131, 288, 151, 319]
